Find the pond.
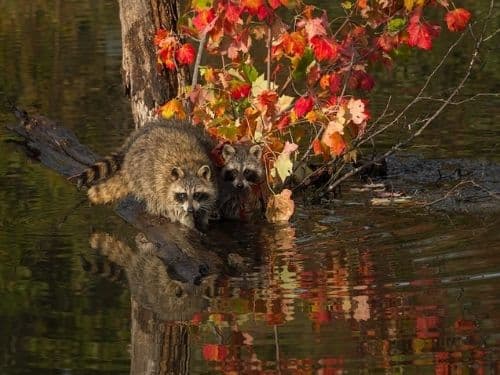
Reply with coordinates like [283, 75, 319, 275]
[0, 1, 499, 374]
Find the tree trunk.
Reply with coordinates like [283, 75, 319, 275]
[118, 0, 189, 127]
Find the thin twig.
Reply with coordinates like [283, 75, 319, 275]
[357, 31, 468, 148]
[191, 31, 207, 88]
[326, 3, 492, 192]
[267, 24, 272, 90]
[418, 92, 500, 105]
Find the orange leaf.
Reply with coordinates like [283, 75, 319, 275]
[202, 344, 229, 362]
[265, 189, 295, 223]
[158, 99, 186, 120]
[328, 132, 346, 156]
[311, 36, 339, 62]
[312, 139, 322, 155]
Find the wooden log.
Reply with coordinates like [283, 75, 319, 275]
[6, 108, 222, 284]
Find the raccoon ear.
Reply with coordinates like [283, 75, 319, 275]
[249, 144, 262, 160]
[171, 167, 184, 181]
[197, 165, 211, 181]
[222, 144, 236, 161]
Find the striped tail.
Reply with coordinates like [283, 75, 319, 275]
[87, 172, 129, 205]
[71, 152, 124, 188]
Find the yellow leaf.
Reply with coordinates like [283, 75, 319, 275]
[404, 0, 414, 11]
[159, 99, 187, 120]
[274, 152, 293, 183]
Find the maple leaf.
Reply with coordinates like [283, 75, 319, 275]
[192, 0, 213, 11]
[157, 48, 176, 70]
[347, 98, 368, 125]
[154, 29, 169, 47]
[328, 73, 342, 94]
[294, 96, 314, 118]
[297, 17, 327, 40]
[276, 114, 291, 131]
[175, 43, 196, 65]
[328, 131, 347, 156]
[225, 4, 243, 23]
[230, 81, 251, 100]
[242, 0, 264, 15]
[376, 33, 399, 52]
[407, 8, 440, 50]
[267, 0, 282, 10]
[445, 8, 471, 32]
[281, 31, 307, 56]
[158, 99, 186, 120]
[192, 8, 216, 33]
[310, 36, 339, 62]
[265, 189, 295, 222]
[407, 22, 440, 50]
[255, 90, 278, 116]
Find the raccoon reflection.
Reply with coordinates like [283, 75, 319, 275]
[217, 143, 265, 220]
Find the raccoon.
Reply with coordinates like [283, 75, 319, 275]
[217, 143, 266, 220]
[77, 121, 218, 230]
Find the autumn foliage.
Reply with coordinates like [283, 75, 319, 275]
[154, 0, 471, 220]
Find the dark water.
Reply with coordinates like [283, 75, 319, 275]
[1, 1, 499, 374]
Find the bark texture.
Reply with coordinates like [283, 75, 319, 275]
[118, 0, 189, 127]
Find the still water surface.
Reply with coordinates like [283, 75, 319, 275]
[0, 1, 499, 373]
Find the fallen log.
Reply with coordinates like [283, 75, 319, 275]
[6, 107, 223, 284]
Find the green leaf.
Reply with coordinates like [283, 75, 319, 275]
[341, 1, 352, 10]
[387, 18, 407, 33]
[192, 0, 213, 11]
[292, 48, 314, 81]
[242, 64, 259, 83]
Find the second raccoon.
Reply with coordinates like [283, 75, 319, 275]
[217, 143, 265, 220]
[76, 121, 218, 230]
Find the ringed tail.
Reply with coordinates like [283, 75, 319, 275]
[71, 152, 124, 188]
[87, 172, 129, 205]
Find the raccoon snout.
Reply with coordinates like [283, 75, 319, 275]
[236, 181, 244, 189]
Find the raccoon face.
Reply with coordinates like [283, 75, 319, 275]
[169, 165, 216, 215]
[221, 144, 264, 192]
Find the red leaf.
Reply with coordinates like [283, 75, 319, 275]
[445, 8, 471, 32]
[294, 96, 314, 118]
[376, 34, 399, 52]
[230, 82, 251, 100]
[202, 344, 229, 362]
[192, 8, 216, 33]
[158, 48, 176, 70]
[276, 114, 291, 131]
[225, 4, 243, 23]
[359, 73, 375, 91]
[257, 5, 271, 21]
[175, 43, 196, 65]
[328, 73, 342, 95]
[407, 9, 440, 51]
[267, 0, 282, 10]
[311, 36, 339, 62]
[242, 0, 264, 15]
[154, 29, 169, 47]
